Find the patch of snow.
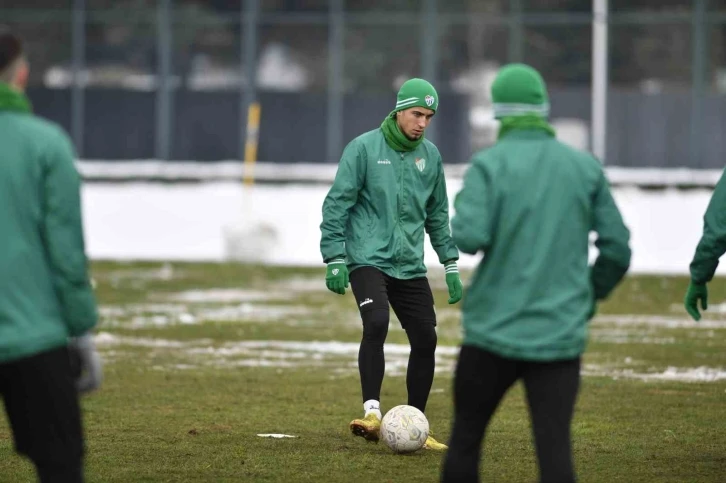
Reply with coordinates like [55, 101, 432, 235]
[165, 289, 277, 303]
[594, 315, 726, 329]
[584, 364, 726, 382]
[79, 181, 726, 275]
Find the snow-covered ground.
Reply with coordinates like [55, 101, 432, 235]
[77, 161, 726, 187]
[82, 181, 718, 275]
[93, 332, 726, 382]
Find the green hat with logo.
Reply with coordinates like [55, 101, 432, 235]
[394, 78, 439, 113]
[491, 63, 549, 119]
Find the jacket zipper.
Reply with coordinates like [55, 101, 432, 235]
[397, 152, 405, 278]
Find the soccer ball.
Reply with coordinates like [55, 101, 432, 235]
[380, 405, 429, 454]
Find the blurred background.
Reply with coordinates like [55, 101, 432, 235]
[4, 0, 726, 168]
[4, 0, 726, 272]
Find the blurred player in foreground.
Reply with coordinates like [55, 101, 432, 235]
[441, 64, 631, 482]
[0, 27, 102, 483]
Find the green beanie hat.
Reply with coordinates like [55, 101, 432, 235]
[491, 63, 549, 119]
[394, 78, 439, 113]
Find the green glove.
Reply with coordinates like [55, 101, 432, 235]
[444, 261, 463, 304]
[684, 281, 708, 321]
[325, 259, 349, 295]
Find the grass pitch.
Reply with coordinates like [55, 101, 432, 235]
[0, 262, 724, 482]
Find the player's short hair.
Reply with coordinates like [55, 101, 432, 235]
[0, 27, 24, 83]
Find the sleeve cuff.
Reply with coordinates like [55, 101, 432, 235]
[444, 261, 458, 273]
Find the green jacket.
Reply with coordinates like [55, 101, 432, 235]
[452, 130, 631, 361]
[0, 84, 98, 364]
[320, 128, 458, 279]
[690, 168, 726, 283]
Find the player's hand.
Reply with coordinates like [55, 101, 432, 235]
[684, 281, 708, 321]
[445, 261, 463, 304]
[325, 259, 349, 295]
[69, 333, 103, 394]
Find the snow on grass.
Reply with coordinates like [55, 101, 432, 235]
[100, 304, 189, 318]
[276, 277, 328, 293]
[590, 330, 677, 344]
[100, 263, 178, 282]
[100, 300, 315, 328]
[94, 332, 202, 348]
[93, 333, 724, 382]
[100, 303, 193, 328]
[164, 288, 278, 303]
[93, 333, 457, 373]
[195, 303, 314, 322]
[186, 339, 458, 375]
[583, 364, 726, 382]
[594, 314, 726, 329]
[697, 302, 726, 314]
[99, 286, 325, 328]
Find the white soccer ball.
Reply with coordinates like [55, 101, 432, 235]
[380, 405, 429, 454]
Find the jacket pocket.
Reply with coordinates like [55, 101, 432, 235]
[348, 210, 374, 258]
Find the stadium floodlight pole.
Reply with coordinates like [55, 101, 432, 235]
[326, 0, 344, 164]
[71, 0, 85, 158]
[592, 0, 608, 162]
[690, 0, 707, 168]
[420, 0, 437, 143]
[155, 0, 173, 161]
[508, 0, 523, 63]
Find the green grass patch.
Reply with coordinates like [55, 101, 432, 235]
[0, 262, 724, 482]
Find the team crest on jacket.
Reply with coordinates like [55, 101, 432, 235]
[415, 157, 426, 172]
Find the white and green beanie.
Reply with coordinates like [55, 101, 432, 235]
[491, 63, 549, 119]
[394, 78, 439, 113]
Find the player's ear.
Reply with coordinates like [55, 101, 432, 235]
[15, 58, 29, 90]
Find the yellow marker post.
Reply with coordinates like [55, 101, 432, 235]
[243, 102, 261, 186]
[224, 100, 274, 262]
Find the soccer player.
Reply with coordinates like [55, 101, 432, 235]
[441, 64, 631, 482]
[320, 78, 463, 451]
[683, 168, 726, 321]
[0, 28, 102, 483]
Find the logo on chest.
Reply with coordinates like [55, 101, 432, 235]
[415, 157, 426, 172]
[377, 159, 391, 165]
